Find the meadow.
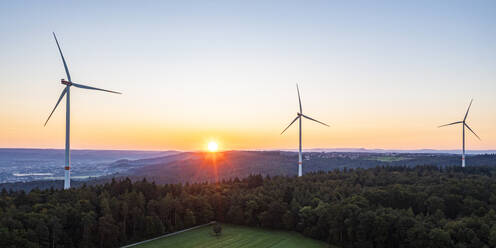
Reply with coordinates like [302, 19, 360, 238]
[134, 224, 329, 248]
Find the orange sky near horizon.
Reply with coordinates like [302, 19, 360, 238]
[2, 104, 496, 151]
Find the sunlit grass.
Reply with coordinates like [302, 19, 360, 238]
[135, 224, 331, 248]
[366, 156, 410, 162]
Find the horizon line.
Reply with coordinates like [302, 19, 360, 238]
[2, 147, 496, 153]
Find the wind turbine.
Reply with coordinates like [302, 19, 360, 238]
[281, 84, 329, 177]
[44, 33, 121, 189]
[438, 99, 480, 167]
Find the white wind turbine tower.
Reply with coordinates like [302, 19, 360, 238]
[281, 84, 329, 177]
[44, 33, 122, 189]
[438, 99, 480, 167]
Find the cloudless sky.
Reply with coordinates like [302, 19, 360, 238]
[1, 0, 495, 151]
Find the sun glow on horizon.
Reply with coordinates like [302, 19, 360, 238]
[207, 141, 219, 152]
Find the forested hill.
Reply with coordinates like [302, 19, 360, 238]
[1, 165, 496, 247]
[125, 151, 496, 184]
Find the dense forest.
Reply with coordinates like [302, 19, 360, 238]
[1, 165, 496, 247]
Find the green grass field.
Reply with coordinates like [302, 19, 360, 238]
[366, 156, 410, 162]
[134, 224, 329, 248]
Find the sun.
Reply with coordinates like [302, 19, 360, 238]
[207, 141, 219, 152]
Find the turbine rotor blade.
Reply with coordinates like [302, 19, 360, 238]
[463, 99, 473, 121]
[296, 84, 302, 113]
[53, 33, 71, 82]
[72, 82, 122, 94]
[301, 114, 329, 127]
[281, 115, 300, 135]
[465, 123, 481, 140]
[438, 121, 462, 128]
[44, 87, 67, 126]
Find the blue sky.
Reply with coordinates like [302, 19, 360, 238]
[1, 1, 495, 150]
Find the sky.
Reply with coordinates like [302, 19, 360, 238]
[0, 0, 495, 151]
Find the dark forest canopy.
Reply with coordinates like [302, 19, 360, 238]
[1, 165, 496, 247]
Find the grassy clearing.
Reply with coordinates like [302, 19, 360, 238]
[133, 224, 330, 248]
[367, 156, 410, 162]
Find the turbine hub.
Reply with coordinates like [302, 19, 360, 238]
[61, 79, 72, 86]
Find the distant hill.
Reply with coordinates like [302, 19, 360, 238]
[0, 148, 178, 161]
[280, 148, 496, 154]
[3, 150, 496, 191]
[119, 151, 496, 184]
[125, 151, 295, 184]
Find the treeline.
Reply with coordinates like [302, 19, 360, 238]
[1, 165, 496, 247]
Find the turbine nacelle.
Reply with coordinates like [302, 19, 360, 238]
[61, 79, 72, 86]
